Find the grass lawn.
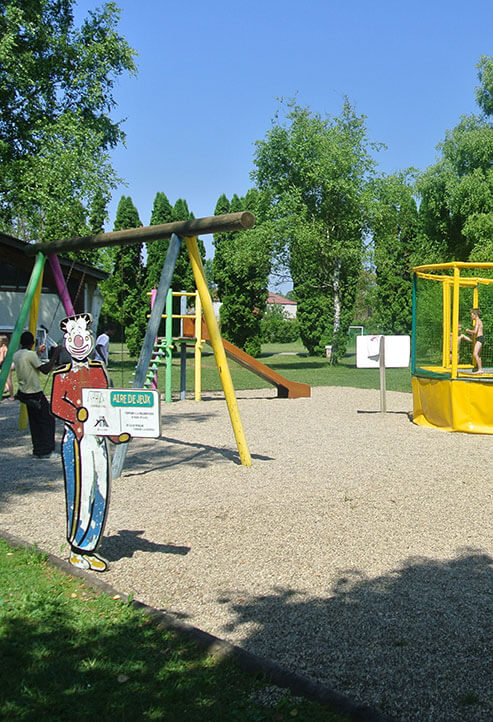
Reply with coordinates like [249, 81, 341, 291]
[104, 339, 412, 396]
[0, 539, 346, 722]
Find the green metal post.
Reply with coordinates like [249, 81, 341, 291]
[0, 253, 46, 399]
[411, 272, 417, 375]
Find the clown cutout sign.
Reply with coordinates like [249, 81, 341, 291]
[51, 314, 130, 572]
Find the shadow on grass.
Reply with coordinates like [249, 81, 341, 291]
[3, 548, 492, 721]
[0, 601, 279, 722]
[266, 361, 329, 371]
[0, 539, 349, 722]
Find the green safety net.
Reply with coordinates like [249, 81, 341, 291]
[413, 266, 493, 377]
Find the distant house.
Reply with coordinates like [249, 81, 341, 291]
[210, 291, 297, 320]
[266, 292, 297, 319]
[0, 232, 108, 343]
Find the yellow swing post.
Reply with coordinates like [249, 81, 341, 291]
[185, 236, 252, 467]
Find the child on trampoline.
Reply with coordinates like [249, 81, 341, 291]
[466, 308, 484, 374]
[450, 324, 472, 364]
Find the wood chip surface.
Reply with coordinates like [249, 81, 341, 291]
[1, 386, 492, 721]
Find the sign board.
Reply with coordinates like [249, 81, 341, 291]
[356, 335, 410, 369]
[81, 388, 161, 438]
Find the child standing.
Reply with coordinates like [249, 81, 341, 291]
[0, 334, 15, 400]
[466, 308, 484, 374]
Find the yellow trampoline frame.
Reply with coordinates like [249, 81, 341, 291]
[412, 261, 493, 434]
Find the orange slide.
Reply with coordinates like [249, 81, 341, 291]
[199, 320, 311, 399]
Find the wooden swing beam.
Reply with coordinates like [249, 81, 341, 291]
[24, 211, 255, 256]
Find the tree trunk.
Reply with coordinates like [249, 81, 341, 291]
[333, 259, 341, 335]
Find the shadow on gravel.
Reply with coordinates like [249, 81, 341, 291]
[100, 529, 190, 562]
[218, 550, 493, 721]
[122, 436, 274, 476]
[1, 403, 265, 498]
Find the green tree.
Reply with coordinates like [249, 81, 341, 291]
[370, 173, 418, 334]
[101, 196, 145, 356]
[212, 191, 272, 356]
[417, 57, 493, 263]
[88, 188, 109, 236]
[78, 187, 109, 266]
[0, 0, 136, 242]
[145, 191, 175, 290]
[260, 304, 300, 343]
[212, 193, 232, 300]
[253, 99, 377, 360]
[172, 198, 197, 293]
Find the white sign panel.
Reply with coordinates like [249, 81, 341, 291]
[357, 335, 410, 369]
[82, 388, 161, 438]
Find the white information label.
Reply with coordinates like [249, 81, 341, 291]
[356, 335, 410, 368]
[81, 388, 161, 438]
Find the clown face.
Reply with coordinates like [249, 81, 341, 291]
[62, 315, 94, 361]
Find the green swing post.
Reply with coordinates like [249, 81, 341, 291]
[0, 253, 46, 399]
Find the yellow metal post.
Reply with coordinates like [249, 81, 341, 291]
[443, 280, 451, 368]
[451, 266, 460, 380]
[194, 291, 202, 402]
[473, 284, 479, 309]
[185, 235, 252, 466]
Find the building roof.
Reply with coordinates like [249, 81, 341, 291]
[267, 292, 297, 305]
[0, 232, 108, 282]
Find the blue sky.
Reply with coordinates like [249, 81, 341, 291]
[75, 0, 492, 267]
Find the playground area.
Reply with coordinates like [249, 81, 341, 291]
[1, 384, 493, 721]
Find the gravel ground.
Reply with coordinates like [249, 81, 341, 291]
[1, 385, 493, 721]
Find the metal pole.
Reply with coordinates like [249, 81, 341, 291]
[111, 233, 181, 479]
[180, 343, 187, 400]
[19, 268, 44, 429]
[451, 266, 460, 380]
[194, 292, 202, 402]
[180, 293, 187, 400]
[411, 272, 417, 375]
[0, 253, 46, 400]
[379, 335, 387, 413]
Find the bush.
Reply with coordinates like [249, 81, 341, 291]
[260, 305, 300, 343]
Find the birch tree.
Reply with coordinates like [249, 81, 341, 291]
[252, 99, 377, 359]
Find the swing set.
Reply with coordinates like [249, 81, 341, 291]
[0, 212, 255, 472]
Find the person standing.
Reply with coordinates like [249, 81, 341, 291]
[466, 308, 484, 374]
[0, 334, 15, 400]
[94, 324, 116, 366]
[13, 331, 61, 459]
